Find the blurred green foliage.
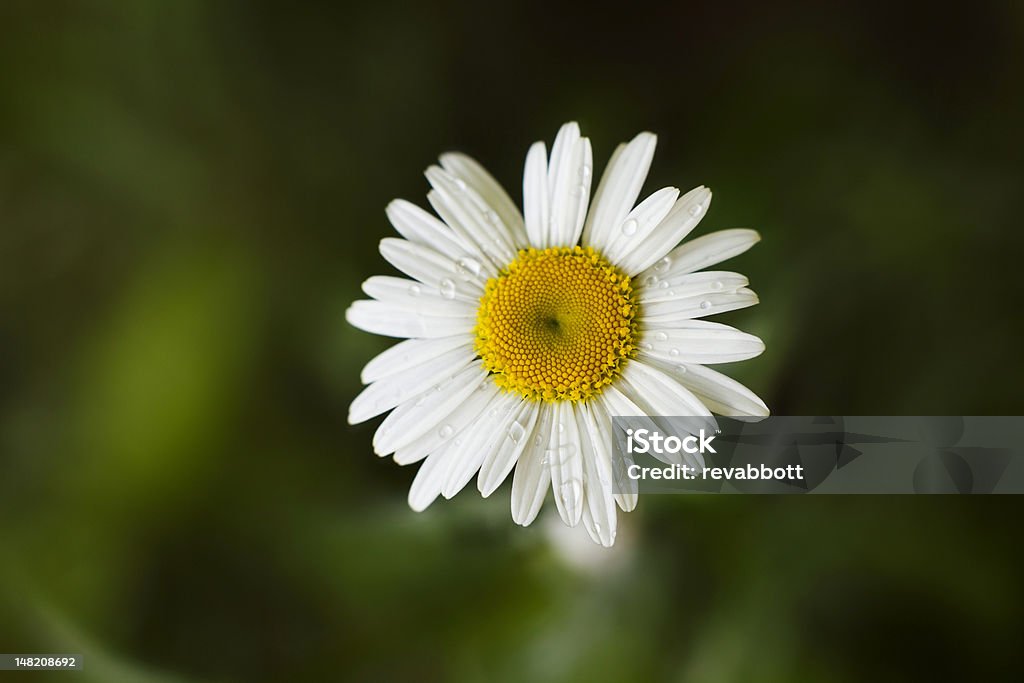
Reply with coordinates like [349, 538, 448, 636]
[1, 1, 1023, 681]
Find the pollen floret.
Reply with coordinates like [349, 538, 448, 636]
[474, 246, 638, 402]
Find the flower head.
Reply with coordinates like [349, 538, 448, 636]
[347, 122, 767, 546]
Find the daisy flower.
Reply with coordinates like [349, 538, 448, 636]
[347, 122, 767, 546]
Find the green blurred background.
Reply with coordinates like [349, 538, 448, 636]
[2, 1, 1023, 681]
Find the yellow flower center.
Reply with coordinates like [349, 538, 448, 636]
[475, 246, 638, 402]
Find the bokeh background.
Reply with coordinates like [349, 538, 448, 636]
[2, 1, 1024, 681]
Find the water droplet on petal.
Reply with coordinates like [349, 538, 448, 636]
[699, 300, 712, 310]
[621, 219, 638, 236]
[655, 257, 672, 273]
[558, 422, 565, 433]
[659, 280, 669, 289]
[669, 347, 680, 357]
[508, 421, 526, 443]
[456, 258, 481, 279]
[559, 480, 581, 512]
[439, 424, 454, 439]
[485, 210, 500, 224]
[688, 203, 703, 217]
[439, 278, 457, 299]
[643, 275, 658, 287]
[676, 364, 688, 374]
[655, 331, 668, 342]
[408, 284, 421, 297]
[640, 342, 653, 351]
[712, 280, 724, 290]
[454, 178, 467, 191]
[579, 164, 592, 178]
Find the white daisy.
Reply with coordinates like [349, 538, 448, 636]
[347, 122, 767, 547]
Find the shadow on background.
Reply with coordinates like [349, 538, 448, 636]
[1, 1, 1022, 681]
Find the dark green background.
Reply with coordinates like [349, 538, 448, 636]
[2, 1, 1022, 681]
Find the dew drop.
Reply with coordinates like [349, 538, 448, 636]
[439, 424, 454, 439]
[560, 480, 582, 511]
[621, 219, 638, 236]
[688, 203, 703, 217]
[485, 210, 500, 224]
[654, 257, 672, 273]
[508, 421, 526, 443]
[439, 278, 457, 299]
[558, 422, 565, 433]
[640, 342, 653, 351]
[676, 364, 688, 374]
[712, 280, 724, 290]
[655, 331, 668, 342]
[643, 275, 658, 287]
[456, 258, 481, 278]
[579, 164, 592, 178]
[454, 178, 467, 191]
[699, 300, 712, 310]
[669, 347, 680, 357]
[408, 284, 421, 297]
[659, 280, 669, 289]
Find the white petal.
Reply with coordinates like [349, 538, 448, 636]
[345, 300, 473, 339]
[360, 336, 470, 384]
[348, 345, 475, 424]
[361, 276, 476, 317]
[583, 132, 657, 253]
[425, 166, 515, 270]
[385, 200, 469, 261]
[523, 141, 549, 247]
[441, 390, 521, 499]
[640, 360, 769, 417]
[619, 186, 712, 275]
[652, 228, 761, 277]
[596, 386, 643, 511]
[378, 238, 485, 302]
[439, 152, 528, 248]
[372, 361, 486, 455]
[639, 287, 759, 322]
[578, 401, 618, 546]
[548, 400, 584, 527]
[620, 361, 714, 419]
[637, 271, 748, 304]
[478, 397, 540, 497]
[638, 320, 765, 364]
[408, 448, 452, 512]
[511, 402, 553, 526]
[393, 381, 498, 465]
[619, 361, 716, 469]
[600, 186, 678, 268]
[546, 123, 592, 247]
